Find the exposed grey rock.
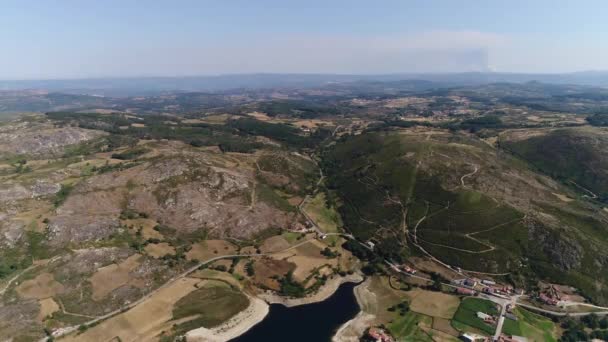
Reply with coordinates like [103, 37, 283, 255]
[30, 180, 61, 197]
[47, 215, 119, 246]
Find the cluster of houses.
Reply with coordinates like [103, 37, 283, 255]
[365, 327, 394, 342]
[452, 278, 524, 298]
[476, 311, 497, 325]
[400, 265, 417, 274]
[536, 285, 561, 306]
[538, 293, 559, 306]
[461, 333, 528, 342]
[496, 333, 528, 342]
[456, 287, 476, 296]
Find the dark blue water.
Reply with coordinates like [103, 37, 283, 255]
[234, 282, 360, 342]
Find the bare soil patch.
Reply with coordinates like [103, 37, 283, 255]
[63, 277, 202, 342]
[16, 272, 64, 299]
[409, 257, 459, 281]
[432, 317, 460, 336]
[552, 192, 574, 202]
[407, 288, 460, 319]
[38, 297, 60, 321]
[123, 218, 163, 240]
[247, 112, 271, 121]
[89, 254, 143, 301]
[144, 242, 175, 258]
[252, 257, 295, 291]
[270, 239, 338, 282]
[186, 240, 238, 261]
[259, 235, 290, 253]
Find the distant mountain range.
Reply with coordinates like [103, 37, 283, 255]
[1, 72, 608, 97]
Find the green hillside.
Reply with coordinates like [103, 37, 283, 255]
[322, 129, 608, 304]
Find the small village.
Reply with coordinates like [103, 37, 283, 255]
[380, 259, 607, 342]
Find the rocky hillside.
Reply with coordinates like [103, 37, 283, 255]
[0, 116, 318, 340]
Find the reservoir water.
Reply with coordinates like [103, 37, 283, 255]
[234, 282, 360, 342]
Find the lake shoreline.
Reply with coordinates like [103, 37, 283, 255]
[332, 278, 377, 342]
[257, 272, 364, 307]
[185, 273, 364, 341]
[185, 295, 269, 342]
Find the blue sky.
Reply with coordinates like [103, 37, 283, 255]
[1, 0, 607, 79]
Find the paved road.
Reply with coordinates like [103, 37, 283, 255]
[517, 302, 608, 317]
[493, 301, 507, 341]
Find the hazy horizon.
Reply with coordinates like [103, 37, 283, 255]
[3, 0, 608, 79]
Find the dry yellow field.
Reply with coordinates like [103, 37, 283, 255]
[259, 235, 290, 253]
[270, 239, 337, 283]
[144, 242, 175, 258]
[89, 254, 143, 301]
[122, 218, 163, 240]
[16, 273, 64, 299]
[552, 192, 574, 202]
[38, 297, 60, 321]
[406, 288, 460, 319]
[190, 268, 242, 289]
[186, 240, 237, 261]
[63, 277, 202, 342]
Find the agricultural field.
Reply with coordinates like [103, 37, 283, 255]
[360, 276, 461, 341]
[451, 298, 499, 335]
[303, 192, 343, 234]
[501, 308, 559, 342]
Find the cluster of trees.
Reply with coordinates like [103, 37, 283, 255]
[320, 247, 340, 258]
[111, 147, 149, 160]
[47, 111, 332, 153]
[254, 100, 340, 119]
[387, 301, 410, 316]
[560, 315, 608, 342]
[278, 271, 306, 298]
[245, 260, 255, 276]
[586, 112, 608, 126]
[9, 158, 30, 174]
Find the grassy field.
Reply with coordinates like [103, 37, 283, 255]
[451, 298, 499, 335]
[501, 308, 558, 342]
[364, 277, 460, 341]
[388, 311, 434, 341]
[171, 280, 249, 334]
[303, 192, 342, 234]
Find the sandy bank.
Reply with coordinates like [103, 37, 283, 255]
[332, 278, 377, 342]
[185, 296, 269, 342]
[257, 272, 364, 307]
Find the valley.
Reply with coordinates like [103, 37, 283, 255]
[1, 80, 608, 342]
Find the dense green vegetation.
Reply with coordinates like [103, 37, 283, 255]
[110, 147, 149, 160]
[586, 112, 608, 126]
[501, 129, 608, 202]
[322, 132, 526, 272]
[253, 100, 340, 118]
[278, 271, 306, 297]
[46, 112, 330, 153]
[558, 315, 608, 342]
[53, 183, 74, 207]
